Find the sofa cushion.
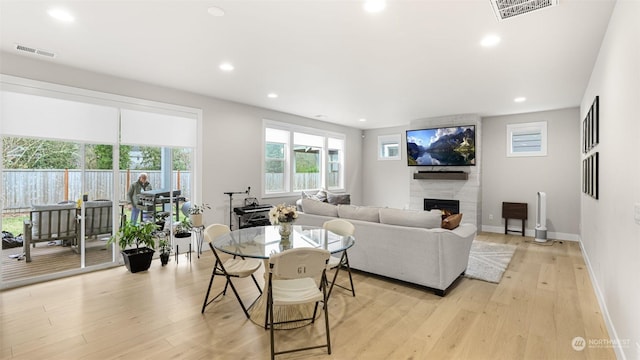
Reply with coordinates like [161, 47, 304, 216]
[379, 208, 442, 229]
[301, 189, 327, 202]
[442, 213, 463, 230]
[326, 192, 350, 205]
[301, 198, 338, 217]
[338, 204, 380, 223]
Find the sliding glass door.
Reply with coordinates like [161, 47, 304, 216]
[1, 75, 200, 289]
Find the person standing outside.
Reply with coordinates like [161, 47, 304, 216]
[128, 173, 151, 224]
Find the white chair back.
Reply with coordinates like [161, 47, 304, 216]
[269, 248, 330, 279]
[204, 223, 230, 244]
[323, 219, 355, 236]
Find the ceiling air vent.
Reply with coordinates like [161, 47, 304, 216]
[15, 44, 56, 58]
[490, 0, 559, 21]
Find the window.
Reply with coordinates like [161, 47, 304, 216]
[378, 134, 401, 160]
[507, 121, 547, 157]
[327, 137, 344, 189]
[265, 128, 289, 194]
[263, 121, 345, 196]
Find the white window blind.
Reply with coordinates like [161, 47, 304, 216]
[507, 121, 547, 157]
[1, 91, 118, 143]
[120, 108, 197, 148]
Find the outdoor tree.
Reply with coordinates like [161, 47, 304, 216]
[265, 143, 285, 173]
[2, 137, 79, 169]
[137, 146, 191, 171]
[91, 144, 132, 170]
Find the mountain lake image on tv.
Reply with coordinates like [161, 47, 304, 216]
[406, 125, 476, 166]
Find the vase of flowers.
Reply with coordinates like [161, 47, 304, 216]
[269, 203, 298, 241]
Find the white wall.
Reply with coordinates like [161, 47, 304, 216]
[482, 108, 581, 240]
[580, 1, 640, 359]
[361, 125, 410, 208]
[0, 52, 363, 228]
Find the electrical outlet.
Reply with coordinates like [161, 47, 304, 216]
[489, 214, 494, 220]
[634, 203, 640, 225]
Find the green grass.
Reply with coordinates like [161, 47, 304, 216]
[2, 213, 28, 236]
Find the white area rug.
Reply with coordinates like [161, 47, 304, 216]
[465, 240, 517, 283]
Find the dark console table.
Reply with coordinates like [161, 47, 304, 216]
[502, 202, 527, 236]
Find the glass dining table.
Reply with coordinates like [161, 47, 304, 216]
[213, 224, 355, 328]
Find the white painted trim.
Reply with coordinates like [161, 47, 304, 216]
[579, 240, 627, 360]
[481, 225, 579, 241]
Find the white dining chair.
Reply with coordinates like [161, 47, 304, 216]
[265, 247, 331, 359]
[201, 224, 262, 318]
[322, 219, 356, 299]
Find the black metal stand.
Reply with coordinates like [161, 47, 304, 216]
[175, 243, 192, 264]
[223, 187, 251, 230]
[193, 225, 205, 258]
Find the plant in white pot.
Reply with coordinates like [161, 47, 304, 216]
[188, 203, 210, 228]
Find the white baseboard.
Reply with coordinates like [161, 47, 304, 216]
[579, 240, 628, 360]
[480, 225, 579, 241]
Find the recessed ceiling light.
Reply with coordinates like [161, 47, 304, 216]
[514, 97, 526, 103]
[219, 62, 234, 71]
[359, 118, 367, 122]
[363, 0, 386, 13]
[480, 34, 501, 47]
[48, 8, 74, 22]
[207, 6, 225, 17]
[267, 93, 278, 99]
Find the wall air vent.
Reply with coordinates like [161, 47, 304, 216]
[490, 0, 559, 21]
[15, 44, 56, 58]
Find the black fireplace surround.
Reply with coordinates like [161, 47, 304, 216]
[424, 198, 460, 214]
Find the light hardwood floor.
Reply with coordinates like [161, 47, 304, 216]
[0, 232, 614, 359]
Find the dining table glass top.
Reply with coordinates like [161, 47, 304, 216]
[213, 225, 355, 259]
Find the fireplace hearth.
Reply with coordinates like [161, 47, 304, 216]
[424, 198, 460, 214]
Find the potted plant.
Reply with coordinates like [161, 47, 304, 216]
[155, 211, 170, 231]
[174, 217, 193, 238]
[188, 203, 210, 227]
[107, 221, 157, 273]
[159, 237, 171, 266]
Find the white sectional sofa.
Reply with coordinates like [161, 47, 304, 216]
[296, 198, 477, 296]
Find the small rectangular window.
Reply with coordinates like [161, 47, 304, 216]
[507, 121, 547, 157]
[378, 134, 401, 160]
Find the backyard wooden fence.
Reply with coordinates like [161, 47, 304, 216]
[2, 170, 192, 212]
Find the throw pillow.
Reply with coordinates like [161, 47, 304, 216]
[301, 198, 339, 217]
[442, 213, 463, 230]
[379, 208, 442, 229]
[337, 204, 380, 223]
[301, 189, 327, 202]
[326, 192, 350, 205]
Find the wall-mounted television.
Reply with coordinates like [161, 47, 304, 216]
[406, 125, 476, 166]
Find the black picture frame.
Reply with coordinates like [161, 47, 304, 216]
[582, 152, 599, 199]
[592, 96, 599, 147]
[583, 95, 600, 153]
[592, 152, 599, 199]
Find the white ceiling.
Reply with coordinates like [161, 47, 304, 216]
[0, 0, 616, 129]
